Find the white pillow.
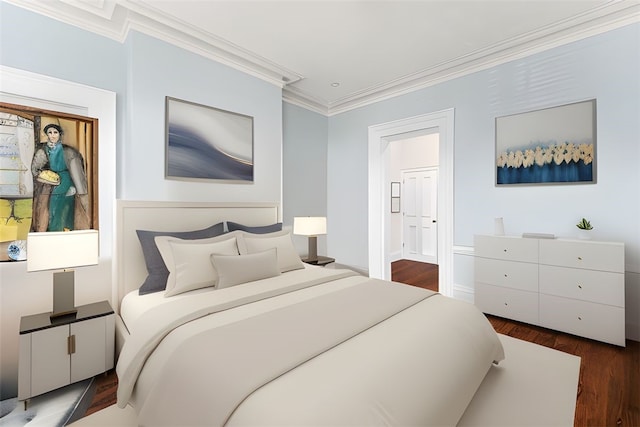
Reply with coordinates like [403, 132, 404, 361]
[238, 230, 305, 273]
[155, 234, 240, 297]
[211, 248, 280, 289]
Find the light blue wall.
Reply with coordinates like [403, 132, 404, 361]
[326, 24, 640, 273]
[0, 3, 125, 91]
[121, 32, 283, 202]
[282, 102, 328, 255]
[0, 1, 284, 398]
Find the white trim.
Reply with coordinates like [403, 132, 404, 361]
[368, 109, 454, 297]
[454, 244, 475, 257]
[452, 284, 475, 304]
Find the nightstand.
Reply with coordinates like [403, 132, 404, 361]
[18, 300, 115, 404]
[301, 256, 335, 266]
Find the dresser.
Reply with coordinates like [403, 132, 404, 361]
[474, 235, 625, 346]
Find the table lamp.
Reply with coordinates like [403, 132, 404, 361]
[293, 217, 326, 262]
[27, 230, 99, 319]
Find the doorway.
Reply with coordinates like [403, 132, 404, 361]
[367, 109, 454, 297]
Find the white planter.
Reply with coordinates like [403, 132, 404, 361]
[577, 229, 593, 240]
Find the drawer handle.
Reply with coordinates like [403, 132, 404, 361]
[67, 335, 76, 355]
[503, 249, 508, 252]
[504, 302, 508, 306]
[578, 284, 583, 289]
[577, 256, 583, 261]
[578, 316, 582, 321]
[504, 274, 508, 278]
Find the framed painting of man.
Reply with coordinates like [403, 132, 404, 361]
[0, 102, 98, 261]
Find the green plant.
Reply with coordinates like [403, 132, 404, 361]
[576, 218, 593, 230]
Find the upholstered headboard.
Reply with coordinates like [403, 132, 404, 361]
[114, 200, 280, 311]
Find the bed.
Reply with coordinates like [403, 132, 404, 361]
[113, 200, 505, 426]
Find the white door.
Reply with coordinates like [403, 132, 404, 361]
[402, 168, 438, 264]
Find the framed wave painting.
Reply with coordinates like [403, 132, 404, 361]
[495, 99, 596, 186]
[165, 97, 254, 182]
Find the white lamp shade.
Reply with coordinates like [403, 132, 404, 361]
[293, 217, 327, 236]
[27, 230, 99, 272]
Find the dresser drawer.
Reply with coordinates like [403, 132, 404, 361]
[475, 235, 538, 263]
[475, 283, 538, 325]
[539, 294, 625, 346]
[475, 258, 538, 292]
[539, 239, 624, 272]
[539, 265, 624, 307]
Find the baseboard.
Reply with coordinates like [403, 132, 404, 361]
[452, 284, 474, 304]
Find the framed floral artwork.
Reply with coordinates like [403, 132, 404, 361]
[495, 99, 596, 186]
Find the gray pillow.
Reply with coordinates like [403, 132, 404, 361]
[211, 248, 280, 289]
[136, 222, 225, 295]
[226, 221, 282, 234]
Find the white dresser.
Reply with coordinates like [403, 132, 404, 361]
[474, 235, 625, 346]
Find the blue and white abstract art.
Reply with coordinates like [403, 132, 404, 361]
[495, 99, 596, 186]
[165, 97, 254, 182]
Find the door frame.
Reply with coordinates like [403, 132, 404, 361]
[401, 167, 438, 264]
[368, 109, 454, 297]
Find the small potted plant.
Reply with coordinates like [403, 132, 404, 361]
[576, 218, 593, 240]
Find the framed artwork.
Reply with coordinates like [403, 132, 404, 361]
[495, 99, 596, 186]
[391, 181, 400, 213]
[0, 102, 98, 261]
[165, 97, 254, 182]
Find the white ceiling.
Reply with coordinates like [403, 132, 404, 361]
[6, 0, 640, 115]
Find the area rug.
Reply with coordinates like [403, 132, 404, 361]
[458, 334, 581, 426]
[0, 379, 92, 427]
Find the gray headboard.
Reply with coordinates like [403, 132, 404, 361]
[114, 200, 280, 311]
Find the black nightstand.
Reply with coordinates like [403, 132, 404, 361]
[301, 256, 335, 266]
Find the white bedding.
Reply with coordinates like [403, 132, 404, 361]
[116, 267, 505, 426]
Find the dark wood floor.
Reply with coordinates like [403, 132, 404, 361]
[391, 259, 439, 292]
[83, 260, 639, 426]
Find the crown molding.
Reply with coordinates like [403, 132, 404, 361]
[3, 0, 302, 88]
[5, 0, 638, 116]
[282, 86, 329, 116]
[321, 1, 640, 116]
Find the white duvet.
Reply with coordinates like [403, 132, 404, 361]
[116, 268, 504, 426]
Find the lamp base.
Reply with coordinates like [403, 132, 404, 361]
[51, 270, 77, 320]
[307, 236, 318, 262]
